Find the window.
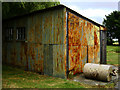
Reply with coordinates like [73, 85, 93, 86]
[16, 27, 25, 40]
[6, 27, 14, 40]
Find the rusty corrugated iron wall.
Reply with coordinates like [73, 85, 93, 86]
[2, 5, 106, 78]
[3, 7, 67, 78]
[2, 17, 28, 68]
[67, 12, 100, 75]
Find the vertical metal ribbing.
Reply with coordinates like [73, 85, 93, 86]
[66, 12, 69, 78]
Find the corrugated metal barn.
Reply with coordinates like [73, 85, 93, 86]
[2, 5, 107, 78]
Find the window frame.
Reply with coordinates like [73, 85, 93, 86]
[16, 27, 26, 41]
[5, 27, 14, 41]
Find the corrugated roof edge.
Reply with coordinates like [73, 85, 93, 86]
[3, 4, 105, 28]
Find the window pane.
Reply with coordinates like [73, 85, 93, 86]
[6, 27, 13, 40]
[16, 27, 25, 40]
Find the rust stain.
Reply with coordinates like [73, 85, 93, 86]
[63, 8, 67, 77]
[68, 12, 101, 75]
[2, 7, 106, 78]
[94, 31, 98, 46]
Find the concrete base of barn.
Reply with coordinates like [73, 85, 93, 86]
[71, 66, 119, 88]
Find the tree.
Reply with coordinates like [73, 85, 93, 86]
[2, 2, 60, 19]
[103, 11, 120, 45]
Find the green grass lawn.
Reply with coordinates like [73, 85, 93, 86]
[2, 64, 115, 88]
[107, 45, 120, 66]
[2, 64, 86, 88]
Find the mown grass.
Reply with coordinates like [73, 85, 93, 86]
[2, 65, 85, 88]
[107, 45, 120, 66]
[2, 64, 115, 88]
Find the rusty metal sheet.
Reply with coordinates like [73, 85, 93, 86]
[27, 16, 35, 43]
[68, 12, 83, 75]
[15, 42, 21, 66]
[2, 7, 66, 78]
[40, 9, 64, 44]
[81, 20, 88, 46]
[94, 26, 100, 63]
[27, 43, 36, 71]
[49, 12, 53, 44]
[2, 6, 102, 78]
[68, 46, 81, 74]
[12, 42, 27, 68]
[35, 15, 43, 44]
[63, 8, 67, 78]
[44, 45, 53, 76]
[8, 43, 16, 65]
[88, 46, 94, 63]
[68, 12, 100, 74]
[68, 13, 82, 46]
[2, 18, 28, 68]
[87, 22, 94, 46]
[68, 45, 87, 74]
[20, 43, 27, 67]
[42, 12, 50, 44]
[81, 46, 87, 72]
[15, 17, 28, 27]
[6, 43, 12, 64]
[34, 44, 44, 73]
[53, 45, 65, 78]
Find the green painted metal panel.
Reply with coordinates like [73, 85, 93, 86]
[44, 45, 53, 76]
[53, 45, 65, 78]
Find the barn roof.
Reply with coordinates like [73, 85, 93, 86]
[3, 4, 105, 28]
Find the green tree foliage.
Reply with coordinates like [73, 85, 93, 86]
[2, 2, 60, 19]
[103, 11, 120, 45]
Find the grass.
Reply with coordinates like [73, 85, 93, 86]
[2, 64, 115, 88]
[2, 64, 86, 88]
[107, 45, 120, 66]
[107, 46, 120, 52]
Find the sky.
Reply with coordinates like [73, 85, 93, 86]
[60, 0, 120, 25]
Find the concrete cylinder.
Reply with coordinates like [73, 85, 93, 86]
[83, 63, 113, 82]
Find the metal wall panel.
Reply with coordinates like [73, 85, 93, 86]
[27, 43, 35, 71]
[53, 45, 65, 78]
[34, 44, 44, 73]
[68, 46, 81, 74]
[3, 7, 66, 78]
[44, 45, 53, 76]
[88, 46, 94, 63]
[81, 46, 87, 68]
[27, 9, 64, 44]
[4, 42, 27, 68]
[27, 16, 36, 43]
[94, 26, 100, 63]
[39, 9, 64, 44]
[67, 12, 100, 74]
[63, 8, 67, 78]
[6, 43, 12, 64]
[100, 30, 107, 64]
[35, 15, 43, 44]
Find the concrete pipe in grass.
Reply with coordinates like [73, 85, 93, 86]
[83, 63, 116, 82]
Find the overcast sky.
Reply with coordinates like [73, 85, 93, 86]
[60, 0, 119, 25]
